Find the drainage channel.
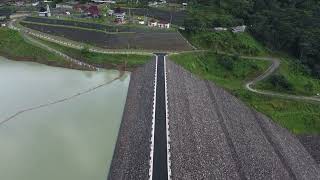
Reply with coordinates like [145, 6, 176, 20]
[149, 53, 171, 180]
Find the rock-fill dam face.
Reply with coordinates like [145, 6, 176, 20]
[108, 57, 320, 180]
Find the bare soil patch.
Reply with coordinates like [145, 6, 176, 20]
[127, 8, 187, 26]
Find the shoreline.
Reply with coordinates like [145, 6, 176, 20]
[0, 53, 92, 71]
[0, 53, 134, 72]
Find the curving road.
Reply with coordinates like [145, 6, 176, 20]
[241, 55, 320, 103]
[214, 51, 320, 102]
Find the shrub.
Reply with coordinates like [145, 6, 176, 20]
[304, 82, 314, 92]
[268, 74, 294, 91]
[218, 55, 234, 71]
[80, 46, 90, 56]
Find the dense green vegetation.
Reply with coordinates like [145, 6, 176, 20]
[185, 31, 266, 55]
[0, 28, 67, 66]
[237, 89, 320, 135]
[248, 0, 320, 78]
[37, 38, 152, 70]
[182, 2, 266, 56]
[255, 57, 320, 96]
[170, 52, 320, 134]
[184, 0, 320, 78]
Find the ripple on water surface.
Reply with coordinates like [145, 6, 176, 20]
[0, 57, 130, 180]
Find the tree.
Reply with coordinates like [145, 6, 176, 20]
[218, 55, 234, 71]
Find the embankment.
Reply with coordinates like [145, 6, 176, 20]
[108, 58, 156, 179]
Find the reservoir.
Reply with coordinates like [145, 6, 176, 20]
[0, 57, 130, 180]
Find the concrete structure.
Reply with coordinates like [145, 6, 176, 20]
[56, 3, 73, 9]
[214, 27, 228, 31]
[92, 0, 115, 3]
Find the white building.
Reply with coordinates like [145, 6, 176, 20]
[148, 20, 157, 27]
[38, 4, 51, 17]
[138, 20, 145, 25]
[92, 0, 115, 3]
[56, 3, 73, 9]
[158, 20, 170, 29]
[214, 27, 228, 31]
[32, 1, 39, 6]
[108, 9, 114, 16]
[148, 1, 158, 7]
[232, 25, 246, 33]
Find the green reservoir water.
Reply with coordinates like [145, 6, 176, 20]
[0, 57, 130, 180]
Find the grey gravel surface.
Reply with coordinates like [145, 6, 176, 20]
[108, 58, 156, 180]
[109, 58, 320, 180]
[298, 135, 320, 165]
[166, 61, 240, 179]
[166, 59, 320, 180]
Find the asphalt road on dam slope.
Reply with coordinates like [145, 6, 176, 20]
[151, 53, 169, 180]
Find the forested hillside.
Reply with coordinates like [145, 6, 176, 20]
[184, 0, 320, 78]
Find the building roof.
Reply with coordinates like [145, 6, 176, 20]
[114, 7, 125, 14]
[39, 7, 46, 12]
[149, 19, 157, 23]
[73, 4, 89, 11]
[158, 20, 169, 24]
[86, 5, 99, 16]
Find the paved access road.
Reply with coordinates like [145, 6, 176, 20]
[109, 54, 171, 180]
[150, 54, 169, 180]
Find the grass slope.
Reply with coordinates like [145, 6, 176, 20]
[255, 56, 320, 96]
[0, 28, 67, 66]
[170, 52, 320, 135]
[170, 51, 270, 90]
[36, 37, 152, 70]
